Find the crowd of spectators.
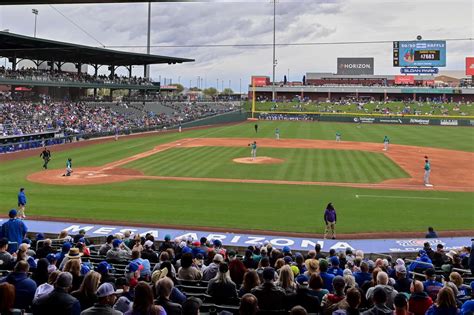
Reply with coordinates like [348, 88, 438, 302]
[0, 208, 473, 315]
[0, 67, 154, 86]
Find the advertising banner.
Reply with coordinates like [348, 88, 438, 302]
[394, 75, 415, 84]
[400, 68, 439, 74]
[337, 58, 374, 75]
[393, 41, 446, 67]
[466, 57, 474, 76]
[251, 76, 269, 87]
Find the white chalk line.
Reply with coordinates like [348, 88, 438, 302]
[355, 194, 449, 200]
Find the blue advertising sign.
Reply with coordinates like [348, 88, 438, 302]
[400, 68, 439, 74]
[393, 41, 446, 67]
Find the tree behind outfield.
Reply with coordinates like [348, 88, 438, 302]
[222, 88, 234, 95]
[203, 87, 218, 96]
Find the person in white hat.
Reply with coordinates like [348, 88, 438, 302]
[80, 282, 123, 314]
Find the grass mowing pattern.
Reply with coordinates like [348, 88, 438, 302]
[0, 121, 472, 234]
[126, 147, 409, 183]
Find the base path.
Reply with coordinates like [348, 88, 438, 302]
[28, 137, 474, 192]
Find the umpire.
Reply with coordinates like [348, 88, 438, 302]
[40, 147, 51, 169]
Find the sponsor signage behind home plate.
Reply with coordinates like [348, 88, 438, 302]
[6, 219, 471, 254]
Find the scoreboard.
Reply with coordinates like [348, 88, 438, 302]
[393, 40, 446, 67]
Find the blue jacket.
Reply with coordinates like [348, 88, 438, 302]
[354, 271, 373, 287]
[408, 255, 433, 272]
[0, 218, 28, 253]
[328, 267, 344, 277]
[319, 272, 335, 292]
[0, 271, 37, 310]
[18, 191, 27, 205]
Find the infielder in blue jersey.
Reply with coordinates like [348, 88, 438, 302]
[383, 135, 390, 151]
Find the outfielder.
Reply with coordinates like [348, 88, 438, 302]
[335, 132, 341, 142]
[248, 141, 257, 160]
[63, 158, 73, 177]
[275, 128, 280, 140]
[39, 147, 51, 169]
[424, 156, 433, 187]
[383, 135, 390, 151]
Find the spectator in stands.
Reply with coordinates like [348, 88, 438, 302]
[106, 239, 132, 263]
[239, 270, 260, 297]
[319, 259, 335, 292]
[178, 253, 202, 280]
[31, 258, 50, 286]
[0, 237, 13, 269]
[277, 265, 297, 294]
[408, 250, 433, 273]
[125, 281, 166, 315]
[131, 250, 151, 280]
[141, 240, 159, 263]
[0, 209, 28, 253]
[64, 259, 84, 292]
[239, 293, 259, 315]
[304, 258, 319, 278]
[366, 271, 398, 309]
[469, 240, 474, 276]
[207, 262, 238, 304]
[393, 264, 411, 294]
[362, 287, 392, 315]
[154, 263, 186, 305]
[425, 227, 438, 238]
[155, 277, 182, 315]
[290, 274, 321, 313]
[328, 256, 344, 276]
[71, 271, 101, 311]
[0, 282, 16, 314]
[336, 287, 362, 315]
[393, 293, 410, 315]
[423, 268, 444, 301]
[290, 305, 308, 315]
[423, 242, 435, 260]
[95, 261, 114, 286]
[33, 270, 60, 304]
[323, 202, 337, 240]
[460, 281, 474, 315]
[202, 253, 223, 281]
[315, 243, 326, 259]
[432, 244, 448, 268]
[321, 276, 346, 314]
[425, 286, 458, 315]
[73, 229, 88, 245]
[125, 262, 143, 288]
[0, 260, 37, 310]
[228, 250, 246, 286]
[308, 274, 328, 304]
[56, 242, 72, 267]
[449, 272, 471, 301]
[99, 235, 115, 256]
[33, 272, 81, 315]
[182, 297, 202, 315]
[80, 282, 122, 315]
[251, 267, 286, 311]
[243, 249, 258, 270]
[408, 279, 433, 315]
[36, 238, 54, 259]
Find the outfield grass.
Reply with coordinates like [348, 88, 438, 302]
[246, 101, 474, 117]
[126, 147, 408, 183]
[0, 121, 472, 234]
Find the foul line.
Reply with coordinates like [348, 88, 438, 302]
[355, 194, 450, 200]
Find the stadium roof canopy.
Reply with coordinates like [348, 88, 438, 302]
[0, 31, 194, 66]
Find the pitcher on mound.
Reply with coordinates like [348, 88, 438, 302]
[248, 141, 257, 160]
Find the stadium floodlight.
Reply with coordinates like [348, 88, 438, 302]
[32, 9, 39, 38]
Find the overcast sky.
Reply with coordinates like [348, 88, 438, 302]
[0, 0, 473, 91]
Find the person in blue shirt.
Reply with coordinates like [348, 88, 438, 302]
[424, 156, 433, 187]
[17, 188, 27, 219]
[460, 282, 474, 315]
[423, 268, 444, 301]
[354, 261, 372, 288]
[425, 227, 438, 239]
[408, 250, 434, 273]
[0, 209, 28, 253]
[328, 256, 344, 277]
[318, 259, 335, 292]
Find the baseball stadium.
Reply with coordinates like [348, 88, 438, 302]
[0, 1, 473, 314]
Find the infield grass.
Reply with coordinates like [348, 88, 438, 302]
[0, 120, 472, 234]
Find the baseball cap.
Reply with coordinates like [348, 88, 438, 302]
[425, 268, 436, 277]
[182, 297, 203, 315]
[8, 209, 17, 218]
[395, 265, 407, 274]
[296, 274, 309, 285]
[126, 262, 143, 273]
[112, 239, 122, 248]
[36, 233, 45, 241]
[213, 239, 222, 247]
[262, 267, 275, 281]
[282, 246, 291, 253]
[290, 265, 300, 277]
[182, 246, 192, 254]
[283, 256, 293, 264]
[96, 261, 112, 273]
[418, 250, 427, 256]
[213, 254, 224, 263]
[330, 256, 340, 266]
[62, 242, 72, 252]
[228, 250, 237, 258]
[96, 282, 123, 298]
[144, 240, 154, 248]
[114, 296, 133, 313]
[470, 281, 474, 290]
[164, 234, 171, 241]
[46, 253, 57, 263]
[396, 258, 405, 266]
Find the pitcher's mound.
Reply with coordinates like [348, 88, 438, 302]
[233, 156, 284, 164]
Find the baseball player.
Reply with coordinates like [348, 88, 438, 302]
[39, 147, 51, 169]
[114, 126, 119, 141]
[17, 188, 27, 219]
[178, 123, 182, 133]
[383, 135, 390, 151]
[254, 124, 258, 133]
[275, 128, 280, 140]
[63, 158, 73, 177]
[335, 132, 341, 142]
[424, 156, 433, 187]
[248, 141, 257, 160]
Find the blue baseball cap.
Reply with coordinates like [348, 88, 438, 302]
[126, 262, 143, 273]
[164, 234, 171, 241]
[96, 261, 112, 273]
[8, 209, 17, 218]
[330, 256, 340, 266]
[22, 238, 31, 245]
[46, 253, 57, 263]
[283, 256, 293, 264]
[282, 246, 291, 253]
[36, 233, 45, 241]
[182, 246, 192, 254]
[213, 239, 222, 247]
[62, 242, 72, 252]
[296, 274, 309, 285]
[112, 239, 123, 248]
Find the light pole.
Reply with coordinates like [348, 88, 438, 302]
[216, 78, 219, 91]
[145, 2, 151, 78]
[287, 68, 290, 83]
[272, 0, 277, 101]
[32, 9, 38, 38]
